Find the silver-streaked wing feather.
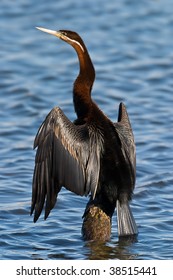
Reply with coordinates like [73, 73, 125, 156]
[114, 102, 136, 190]
[31, 107, 102, 222]
[114, 103, 137, 236]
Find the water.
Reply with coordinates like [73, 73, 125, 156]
[0, 0, 173, 260]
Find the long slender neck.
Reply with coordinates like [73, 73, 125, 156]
[73, 45, 95, 120]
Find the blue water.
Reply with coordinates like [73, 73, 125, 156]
[0, 0, 173, 260]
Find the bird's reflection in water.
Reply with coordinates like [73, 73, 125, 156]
[84, 235, 138, 260]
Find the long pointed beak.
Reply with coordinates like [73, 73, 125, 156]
[36, 27, 62, 39]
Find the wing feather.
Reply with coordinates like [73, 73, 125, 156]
[114, 102, 136, 190]
[31, 107, 103, 222]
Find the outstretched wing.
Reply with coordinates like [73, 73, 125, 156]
[31, 107, 102, 222]
[114, 102, 136, 190]
[115, 103, 137, 236]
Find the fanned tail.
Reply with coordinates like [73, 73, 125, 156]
[116, 200, 138, 236]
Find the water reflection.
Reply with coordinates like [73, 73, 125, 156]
[84, 236, 138, 260]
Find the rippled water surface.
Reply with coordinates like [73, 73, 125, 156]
[0, 0, 173, 260]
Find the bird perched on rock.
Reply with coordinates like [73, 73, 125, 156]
[31, 27, 138, 241]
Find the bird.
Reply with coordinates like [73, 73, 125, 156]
[31, 27, 138, 241]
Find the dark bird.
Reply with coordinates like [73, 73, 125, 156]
[31, 27, 138, 241]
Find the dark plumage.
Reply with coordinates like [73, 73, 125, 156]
[31, 27, 138, 240]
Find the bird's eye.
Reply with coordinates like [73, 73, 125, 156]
[62, 31, 67, 36]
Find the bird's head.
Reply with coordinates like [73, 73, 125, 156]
[36, 27, 85, 53]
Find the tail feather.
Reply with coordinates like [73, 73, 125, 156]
[116, 200, 138, 236]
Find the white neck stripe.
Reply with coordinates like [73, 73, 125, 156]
[67, 38, 84, 52]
